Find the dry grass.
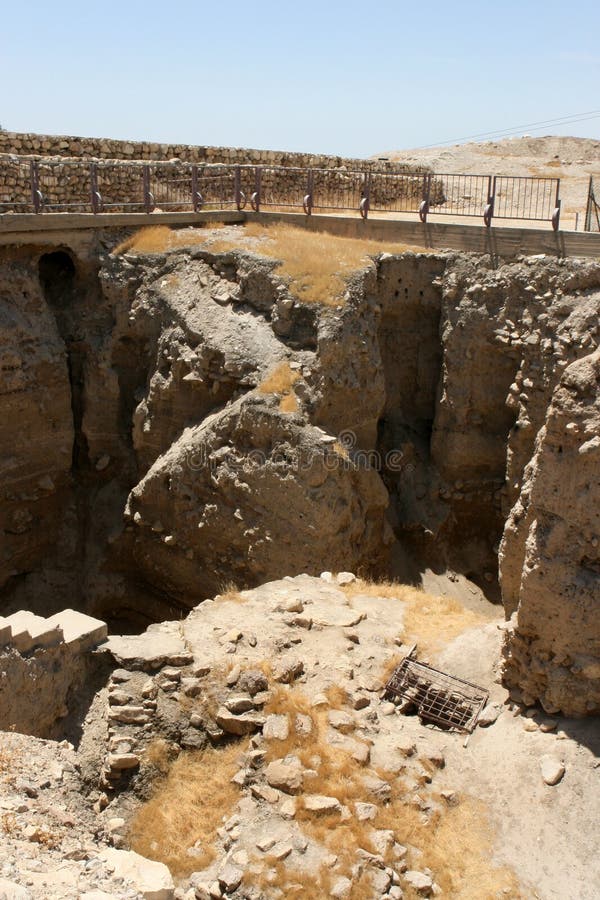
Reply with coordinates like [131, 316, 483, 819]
[279, 391, 299, 413]
[258, 361, 300, 412]
[113, 221, 430, 306]
[113, 226, 173, 255]
[129, 741, 248, 876]
[0, 742, 16, 789]
[257, 681, 520, 899]
[341, 577, 484, 654]
[258, 361, 300, 395]
[377, 796, 525, 900]
[219, 222, 430, 305]
[144, 739, 176, 775]
[332, 440, 350, 460]
[0, 743, 14, 774]
[112, 222, 226, 256]
[214, 581, 245, 604]
[1, 812, 18, 837]
[247, 859, 333, 899]
[130, 667, 521, 897]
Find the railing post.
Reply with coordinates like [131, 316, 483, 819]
[584, 175, 592, 232]
[30, 160, 43, 213]
[234, 166, 246, 211]
[143, 165, 154, 213]
[419, 174, 431, 223]
[251, 167, 262, 212]
[90, 163, 102, 214]
[303, 170, 314, 215]
[359, 173, 371, 219]
[551, 179, 561, 232]
[484, 175, 495, 227]
[192, 165, 204, 212]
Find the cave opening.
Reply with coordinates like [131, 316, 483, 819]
[38, 250, 77, 309]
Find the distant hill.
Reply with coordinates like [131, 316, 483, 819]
[374, 135, 600, 225]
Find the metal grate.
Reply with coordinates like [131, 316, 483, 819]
[385, 655, 488, 733]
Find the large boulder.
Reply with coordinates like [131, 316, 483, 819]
[125, 394, 390, 602]
[99, 848, 174, 900]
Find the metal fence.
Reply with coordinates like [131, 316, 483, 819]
[493, 176, 560, 225]
[0, 156, 564, 229]
[585, 176, 600, 232]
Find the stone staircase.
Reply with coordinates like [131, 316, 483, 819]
[0, 608, 107, 655]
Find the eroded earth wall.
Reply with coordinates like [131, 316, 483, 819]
[501, 349, 600, 715]
[0, 237, 598, 714]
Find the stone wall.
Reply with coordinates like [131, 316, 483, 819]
[0, 609, 108, 737]
[0, 130, 421, 173]
[0, 153, 430, 216]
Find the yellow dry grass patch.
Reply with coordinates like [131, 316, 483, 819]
[113, 223, 226, 255]
[128, 741, 247, 876]
[248, 859, 334, 899]
[214, 580, 245, 604]
[258, 361, 300, 395]
[0, 743, 14, 776]
[341, 577, 485, 654]
[113, 221, 430, 305]
[113, 225, 173, 255]
[253, 683, 521, 899]
[144, 738, 177, 775]
[377, 794, 524, 900]
[214, 221, 430, 305]
[278, 391, 299, 413]
[258, 361, 300, 413]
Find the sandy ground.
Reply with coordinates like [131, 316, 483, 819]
[375, 135, 600, 230]
[432, 623, 600, 900]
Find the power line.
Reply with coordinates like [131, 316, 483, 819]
[421, 110, 600, 147]
[418, 109, 600, 149]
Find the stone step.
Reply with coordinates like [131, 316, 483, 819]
[45, 609, 107, 651]
[3, 611, 64, 653]
[0, 617, 12, 649]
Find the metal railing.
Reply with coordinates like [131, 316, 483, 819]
[94, 163, 147, 213]
[0, 156, 564, 229]
[0, 158, 36, 212]
[492, 176, 560, 226]
[585, 176, 600, 232]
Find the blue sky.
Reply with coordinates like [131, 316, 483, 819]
[2, 0, 599, 157]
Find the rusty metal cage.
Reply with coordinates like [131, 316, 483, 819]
[385, 656, 488, 733]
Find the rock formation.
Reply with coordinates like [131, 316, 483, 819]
[0, 234, 598, 715]
[501, 349, 600, 716]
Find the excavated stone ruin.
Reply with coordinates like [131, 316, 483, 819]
[0, 234, 599, 717]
